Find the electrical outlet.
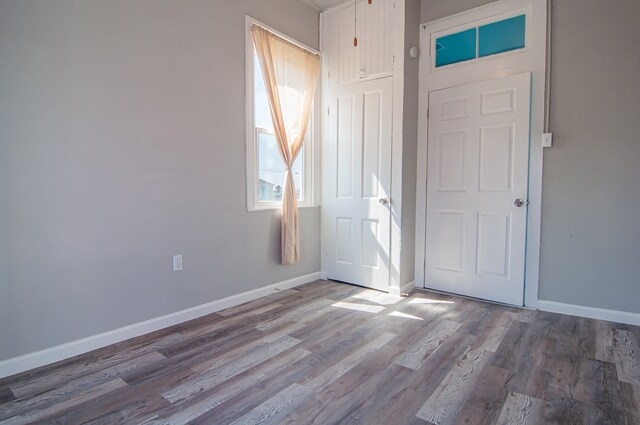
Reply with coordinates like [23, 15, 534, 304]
[542, 133, 553, 148]
[173, 255, 183, 272]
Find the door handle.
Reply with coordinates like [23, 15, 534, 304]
[379, 198, 389, 205]
[514, 198, 525, 207]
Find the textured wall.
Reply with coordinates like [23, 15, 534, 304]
[0, 0, 320, 360]
[420, 0, 640, 312]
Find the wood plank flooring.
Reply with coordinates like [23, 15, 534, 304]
[1, 280, 639, 424]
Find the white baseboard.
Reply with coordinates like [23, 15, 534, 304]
[403, 281, 417, 294]
[538, 300, 640, 326]
[389, 281, 416, 297]
[0, 272, 322, 379]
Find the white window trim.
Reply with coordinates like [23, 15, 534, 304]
[245, 15, 321, 212]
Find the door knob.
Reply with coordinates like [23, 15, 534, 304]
[379, 198, 389, 205]
[514, 198, 525, 207]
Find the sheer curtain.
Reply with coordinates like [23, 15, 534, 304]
[251, 25, 320, 265]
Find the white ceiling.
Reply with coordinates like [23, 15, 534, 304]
[302, 0, 350, 11]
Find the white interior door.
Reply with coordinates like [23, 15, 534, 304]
[323, 77, 392, 291]
[425, 73, 531, 306]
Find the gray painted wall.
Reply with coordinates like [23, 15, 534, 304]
[421, 0, 494, 22]
[421, 0, 640, 312]
[400, 0, 421, 287]
[540, 0, 640, 312]
[0, 0, 320, 361]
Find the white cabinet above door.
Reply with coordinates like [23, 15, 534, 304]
[323, 0, 395, 86]
[356, 0, 395, 78]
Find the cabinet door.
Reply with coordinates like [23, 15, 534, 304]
[323, 0, 395, 86]
[357, 0, 395, 78]
[325, 5, 357, 86]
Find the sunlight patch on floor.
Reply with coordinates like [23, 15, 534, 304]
[409, 298, 454, 305]
[389, 311, 423, 320]
[331, 301, 385, 313]
[369, 293, 403, 306]
[350, 289, 383, 301]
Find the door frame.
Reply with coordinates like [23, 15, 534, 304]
[415, 0, 549, 308]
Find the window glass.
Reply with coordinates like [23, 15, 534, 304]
[479, 15, 526, 57]
[257, 130, 303, 202]
[435, 28, 477, 67]
[254, 55, 273, 130]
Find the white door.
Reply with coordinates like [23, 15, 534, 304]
[425, 73, 531, 306]
[323, 77, 392, 291]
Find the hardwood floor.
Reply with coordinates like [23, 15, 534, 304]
[1, 280, 639, 424]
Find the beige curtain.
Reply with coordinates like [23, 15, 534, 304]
[251, 25, 320, 265]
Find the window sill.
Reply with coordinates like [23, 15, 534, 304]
[248, 203, 319, 212]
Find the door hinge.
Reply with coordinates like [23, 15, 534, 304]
[423, 259, 426, 271]
[327, 106, 330, 116]
[425, 182, 428, 192]
[427, 108, 430, 119]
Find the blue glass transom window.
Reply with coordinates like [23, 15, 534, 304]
[479, 15, 526, 57]
[435, 28, 477, 67]
[434, 14, 526, 68]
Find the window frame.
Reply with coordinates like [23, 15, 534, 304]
[245, 16, 320, 212]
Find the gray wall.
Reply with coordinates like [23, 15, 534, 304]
[540, 0, 640, 312]
[421, 0, 640, 313]
[0, 0, 320, 361]
[421, 0, 494, 22]
[400, 0, 421, 287]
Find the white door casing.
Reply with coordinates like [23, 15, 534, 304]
[415, 0, 548, 307]
[425, 73, 531, 306]
[322, 77, 393, 291]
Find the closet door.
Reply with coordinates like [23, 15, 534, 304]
[323, 77, 393, 291]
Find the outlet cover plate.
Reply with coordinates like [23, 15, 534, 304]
[173, 255, 183, 272]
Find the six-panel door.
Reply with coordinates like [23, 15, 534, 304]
[323, 77, 392, 291]
[425, 73, 531, 306]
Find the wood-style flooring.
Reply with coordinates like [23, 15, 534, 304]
[1, 280, 639, 424]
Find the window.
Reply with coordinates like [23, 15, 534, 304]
[257, 129, 303, 202]
[478, 15, 526, 57]
[435, 28, 477, 67]
[246, 17, 317, 211]
[434, 14, 527, 68]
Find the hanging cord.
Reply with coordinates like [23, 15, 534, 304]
[353, 0, 358, 46]
[354, 0, 373, 47]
